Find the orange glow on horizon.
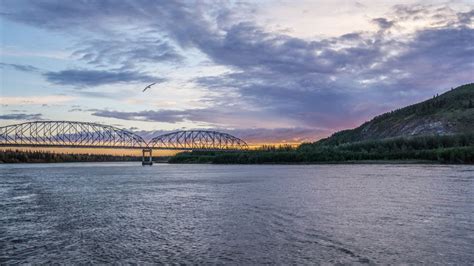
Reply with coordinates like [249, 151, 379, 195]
[0, 147, 178, 156]
[0, 142, 308, 155]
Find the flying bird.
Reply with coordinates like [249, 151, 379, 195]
[142, 82, 156, 92]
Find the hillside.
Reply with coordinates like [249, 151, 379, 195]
[317, 83, 474, 145]
[169, 83, 474, 164]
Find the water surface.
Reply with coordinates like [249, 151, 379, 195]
[1, 163, 473, 264]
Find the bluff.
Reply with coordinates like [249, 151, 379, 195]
[317, 83, 474, 145]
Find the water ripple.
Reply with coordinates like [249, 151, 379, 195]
[1, 163, 473, 264]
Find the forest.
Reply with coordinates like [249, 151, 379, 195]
[0, 150, 142, 163]
[169, 133, 474, 164]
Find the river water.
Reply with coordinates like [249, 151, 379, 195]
[1, 163, 473, 264]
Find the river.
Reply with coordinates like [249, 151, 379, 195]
[1, 163, 473, 264]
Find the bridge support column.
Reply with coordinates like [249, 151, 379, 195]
[142, 148, 153, 166]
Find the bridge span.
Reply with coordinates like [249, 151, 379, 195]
[0, 121, 248, 165]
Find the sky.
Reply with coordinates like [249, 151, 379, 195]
[0, 0, 473, 145]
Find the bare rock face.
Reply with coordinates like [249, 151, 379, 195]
[405, 120, 449, 136]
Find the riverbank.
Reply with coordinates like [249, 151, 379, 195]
[3, 133, 473, 164]
[167, 160, 442, 165]
[0, 150, 141, 163]
[0, 150, 171, 164]
[169, 134, 474, 164]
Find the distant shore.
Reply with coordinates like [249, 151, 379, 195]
[2, 133, 474, 165]
[169, 160, 445, 165]
[0, 150, 169, 164]
[0, 160, 455, 165]
[168, 134, 474, 165]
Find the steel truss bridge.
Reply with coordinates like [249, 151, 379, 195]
[0, 121, 248, 165]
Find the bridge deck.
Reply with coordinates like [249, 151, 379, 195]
[0, 143, 243, 151]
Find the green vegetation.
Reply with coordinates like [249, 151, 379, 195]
[169, 133, 474, 164]
[0, 150, 142, 163]
[320, 83, 474, 145]
[170, 84, 474, 165]
[4, 84, 473, 164]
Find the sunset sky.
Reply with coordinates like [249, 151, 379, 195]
[1, 0, 473, 145]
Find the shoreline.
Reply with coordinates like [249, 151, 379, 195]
[1, 160, 471, 165]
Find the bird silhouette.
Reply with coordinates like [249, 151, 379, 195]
[142, 82, 156, 92]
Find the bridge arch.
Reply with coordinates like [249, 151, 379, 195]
[0, 121, 147, 149]
[0, 121, 249, 151]
[148, 130, 248, 150]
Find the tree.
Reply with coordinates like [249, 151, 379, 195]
[469, 99, 473, 108]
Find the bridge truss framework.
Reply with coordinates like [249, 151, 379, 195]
[0, 121, 248, 165]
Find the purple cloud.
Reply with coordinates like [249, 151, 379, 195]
[372, 18, 395, 30]
[0, 113, 43, 120]
[44, 69, 165, 87]
[1, 1, 473, 139]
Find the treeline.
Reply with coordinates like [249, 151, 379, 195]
[302, 133, 474, 152]
[169, 133, 474, 164]
[0, 150, 142, 163]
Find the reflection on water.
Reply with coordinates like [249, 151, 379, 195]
[1, 163, 473, 264]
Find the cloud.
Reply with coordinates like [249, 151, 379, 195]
[391, 4, 471, 27]
[371, 18, 395, 30]
[354, 2, 366, 9]
[73, 38, 184, 68]
[0, 62, 40, 72]
[0, 95, 75, 105]
[89, 107, 292, 129]
[393, 4, 428, 19]
[90, 107, 326, 143]
[0, 113, 43, 120]
[134, 127, 326, 144]
[1, 1, 473, 137]
[44, 69, 165, 87]
[457, 9, 474, 25]
[220, 127, 327, 144]
[191, 6, 474, 129]
[0, 0, 139, 30]
[91, 109, 190, 123]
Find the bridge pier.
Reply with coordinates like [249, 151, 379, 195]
[142, 148, 153, 166]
